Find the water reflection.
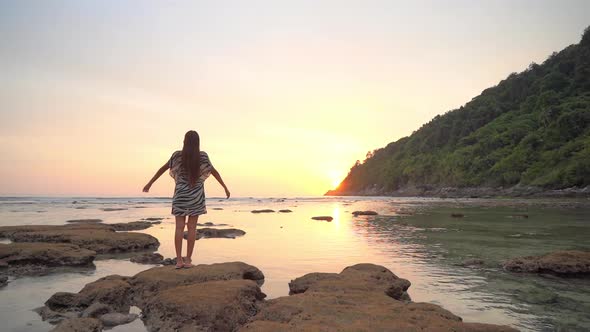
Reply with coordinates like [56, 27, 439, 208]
[0, 197, 589, 331]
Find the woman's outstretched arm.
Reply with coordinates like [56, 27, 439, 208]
[211, 167, 230, 198]
[143, 163, 169, 192]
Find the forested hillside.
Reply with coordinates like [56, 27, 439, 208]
[328, 27, 590, 196]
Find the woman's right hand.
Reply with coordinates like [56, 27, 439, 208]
[142, 183, 151, 193]
[224, 187, 231, 199]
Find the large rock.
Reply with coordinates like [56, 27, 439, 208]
[0, 224, 159, 254]
[131, 262, 265, 305]
[50, 317, 103, 332]
[503, 250, 590, 276]
[45, 275, 133, 314]
[142, 280, 264, 332]
[242, 263, 516, 332]
[183, 228, 246, 240]
[0, 243, 95, 276]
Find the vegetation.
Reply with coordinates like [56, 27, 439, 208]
[333, 27, 590, 194]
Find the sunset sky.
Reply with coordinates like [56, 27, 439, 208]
[1, 1, 589, 197]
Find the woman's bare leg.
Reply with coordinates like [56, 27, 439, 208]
[185, 215, 199, 266]
[174, 216, 186, 267]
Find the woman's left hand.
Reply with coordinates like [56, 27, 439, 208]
[142, 183, 151, 193]
[224, 188, 231, 199]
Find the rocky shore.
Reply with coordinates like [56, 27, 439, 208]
[326, 185, 590, 198]
[503, 250, 590, 276]
[38, 262, 517, 332]
[0, 222, 160, 280]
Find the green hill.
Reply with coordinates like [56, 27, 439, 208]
[327, 27, 590, 197]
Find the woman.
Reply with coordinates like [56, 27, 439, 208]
[143, 130, 230, 269]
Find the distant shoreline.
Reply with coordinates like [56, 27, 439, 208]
[326, 185, 590, 199]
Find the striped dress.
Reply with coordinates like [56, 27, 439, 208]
[168, 150, 213, 216]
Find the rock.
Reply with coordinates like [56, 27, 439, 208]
[508, 214, 529, 219]
[131, 262, 265, 305]
[352, 210, 378, 216]
[461, 258, 485, 267]
[45, 275, 132, 314]
[288, 272, 339, 294]
[0, 243, 95, 276]
[243, 263, 516, 332]
[35, 306, 79, 324]
[65, 219, 102, 224]
[81, 302, 113, 318]
[50, 317, 103, 332]
[183, 228, 246, 240]
[503, 250, 590, 276]
[142, 217, 164, 221]
[451, 213, 464, 218]
[0, 224, 159, 254]
[101, 208, 127, 212]
[197, 222, 229, 227]
[45, 292, 80, 312]
[142, 280, 264, 332]
[161, 258, 176, 266]
[110, 221, 153, 231]
[278, 209, 292, 213]
[212, 207, 224, 210]
[130, 253, 164, 265]
[0, 275, 7, 287]
[311, 216, 333, 221]
[251, 209, 275, 213]
[99, 312, 137, 326]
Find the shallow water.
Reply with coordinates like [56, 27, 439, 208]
[0, 196, 589, 331]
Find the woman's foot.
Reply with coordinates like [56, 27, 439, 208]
[175, 257, 184, 269]
[183, 258, 194, 268]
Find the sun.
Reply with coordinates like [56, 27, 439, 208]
[328, 170, 344, 189]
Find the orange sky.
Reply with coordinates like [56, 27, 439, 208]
[1, 1, 589, 197]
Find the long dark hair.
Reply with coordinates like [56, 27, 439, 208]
[182, 130, 201, 187]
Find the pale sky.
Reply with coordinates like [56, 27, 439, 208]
[1, 0, 589, 197]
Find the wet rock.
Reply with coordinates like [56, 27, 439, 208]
[503, 250, 590, 276]
[212, 207, 224, 210]
[352, 210, 378, 216]
[311, 216, 333, 221]
[0, 275, 7, 287]
[142, 217, 164, 221]
[35, 306, 79, 324]
[130, 253, 164, 265]
[50, 317, 103, 332]
[0, 224, 159, 254]
[451, 213, 464, 218]
[508, 214, 529, 219]
[197, 222, 229, 227]
[101, 208, 127, 212]
[99, 312, 138, 326]
[251, 209, 275, 213]
[45, 275, 132, 314]
[278, 209, 292, 213]
[161, 258, 176, 266]
[131, 262, 265, 305]
[0, 243, 95, 275]
[81, 302, 113, 318]
[111, 221, 153, 231]
[514, 287, 558, 304]
[142, 280, 265, 332]
[184, 228, 246, 240]
[243, 263, 516, 332]
[461, 258, 485, 267]
[65, 219, 102, 224]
